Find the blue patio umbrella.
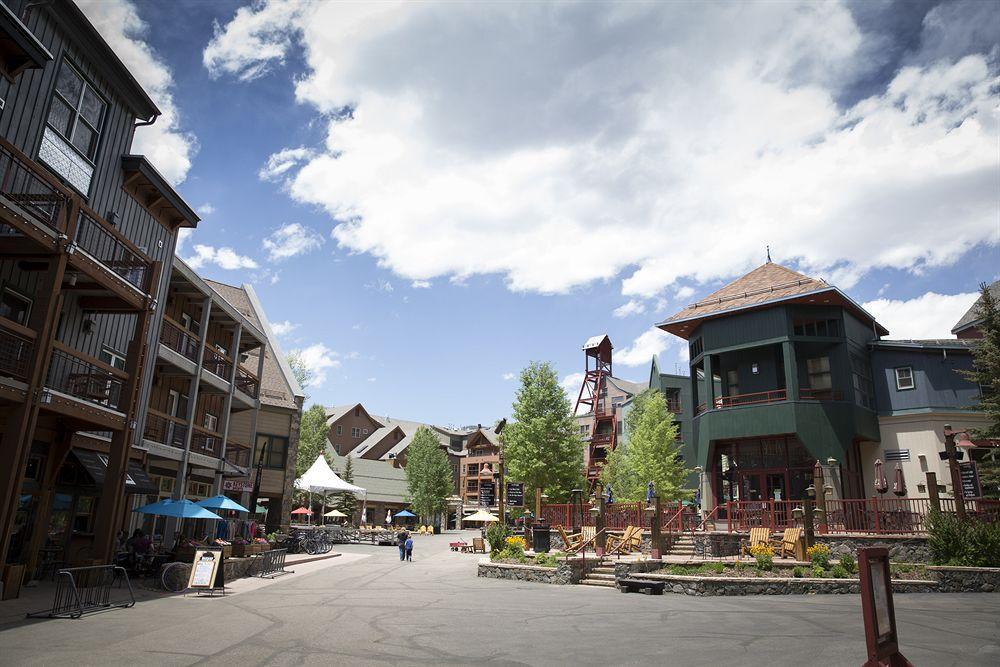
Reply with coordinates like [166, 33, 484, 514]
[135, 499, 224, 520]
[197, 495, 251, 513]
[394, 510, 416, 518]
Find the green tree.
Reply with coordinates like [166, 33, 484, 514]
[333, 456, 359, 517]
[503, 361, 584, 502]
[287, 350, 314, 399]
[404, 427, 454, 524]
[600, 389, 692, 502]
[296, 404, 329, 478]
[959, 283, 1000, 497]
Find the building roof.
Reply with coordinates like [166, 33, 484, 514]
[952, 280, 999, 334]
[606, 376, 647, 397]
[204, 279, 303, 410]
[871, 339, 977, 351]
[583, 334, 611, 350]
[327, 449, 408, 504]
[658, 262, 888, 339]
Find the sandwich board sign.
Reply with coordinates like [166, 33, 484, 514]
[859, 548, 911, 667]
[187, 547, 225, 595]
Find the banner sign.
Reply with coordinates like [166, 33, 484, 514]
[505, 482, 524, 507]
[959, 462, 981, 499]
[223, 479, 253, 492]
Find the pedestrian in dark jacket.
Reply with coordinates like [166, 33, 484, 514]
[405, 537, 414, 561]
[397, 529, 408, 561]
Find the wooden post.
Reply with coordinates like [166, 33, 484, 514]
[926, 471, 940, 512]
[535, 487, 542, 521]
[595, 485, 606, 556]
[943, 425, 966, 519]
[813, 461, 828, 534]
[651, 496, 662, 559]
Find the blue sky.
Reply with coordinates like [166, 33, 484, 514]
[81, 1, 998, 426]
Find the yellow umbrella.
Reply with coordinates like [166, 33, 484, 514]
[324, 509, 347, 517]
[463, 509, 499, 523]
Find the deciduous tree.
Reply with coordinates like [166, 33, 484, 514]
[959, 282, 1000, 497]
[404, 427, 453, 523]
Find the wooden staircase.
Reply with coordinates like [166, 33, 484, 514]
[579, 560, 617, 588]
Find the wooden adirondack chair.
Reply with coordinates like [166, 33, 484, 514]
[741, 527, 772, 558]
[771, 527, 803, 559]
[607, 526, 641, 555]
[472, 538, 486, 553]
[556, 525, 584, 552]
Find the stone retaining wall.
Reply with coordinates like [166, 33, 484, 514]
[928, 566, 1000, 593]
[630, 573, 937, 596]
[477, 559, 587, 585]
[693, 532, 742, 558]
[816, 535, 930, 563]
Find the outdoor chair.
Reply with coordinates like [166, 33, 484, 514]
[556, 525, 584, 552]
[607, 526, 642, 555]
[770, 527, 802, 559]
[740, 527, 772, 559]
[564, 527, 605, 555]
[418, 526, 427, 535]
[472, 538, 486, 553]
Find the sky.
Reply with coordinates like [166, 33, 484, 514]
[79, 0, 998, 427]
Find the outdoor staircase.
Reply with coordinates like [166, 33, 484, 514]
[579, 561, 617, 588]
[666, 533, 697, 559]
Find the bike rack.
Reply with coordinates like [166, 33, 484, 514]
[27, 565, 135, 619]
[255, 549, 293, 579]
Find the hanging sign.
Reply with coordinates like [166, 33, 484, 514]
[223, 479, 253, 492]
[187, 547, 225, 592]
[505, 482, 524, 507]
[959, 462, 981, 499]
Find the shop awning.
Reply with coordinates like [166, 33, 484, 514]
[72, 449, 158, 495]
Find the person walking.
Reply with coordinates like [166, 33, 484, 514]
[396, 528, 406, 561]
[405, 535, 414, 562]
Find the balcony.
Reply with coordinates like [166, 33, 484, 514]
[799, 388, 844, 401]
[73, 208, 152, 294]
[591, 433, 612, 446]
[715, 389, 787, 409]
[190, 426, 223, 458]
[159, 317, 200, 362]
[235, 366, 259, 399]
[0, 316, 34, 382]
[45, 343, 126, 411]
[143, 410, 188, 448]
[0, 139, 68, 246]
[202, 345, 232, 380]
[225, 440, 251, 468]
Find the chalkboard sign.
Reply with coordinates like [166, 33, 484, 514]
[959, 462, 981, 499]
[479, 481, 495, 507]
[505, 482, 524, 507]
[187, 548, 225, 593]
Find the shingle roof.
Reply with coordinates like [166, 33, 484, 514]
[327, 449, 408, 503]
[951, 280, 999, 334]
[872, 339, 978, 350]
[607, 376, 647, 396]
[583, 334, 611, 350]
[204, 279, 302, 410]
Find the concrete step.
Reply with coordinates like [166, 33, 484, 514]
[584, 573, 616, 581]
[579, 578, 617, 588]
[591, 567, 616, 575]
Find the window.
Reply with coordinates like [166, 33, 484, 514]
[0, 287, 31, 325]
[579, 424, 590, 435]
[727, 370, 739, 396]
[851, 352, 875, 410]
[47, 62, 106, 160]
[97, 346, 126, 371]
[204, 412, 219, 432]
[336, 425, 343, 436]
[255, 435, 288, 469]
[806, 356, 832, 390]
[467, 463, 479, 477]
[894, 367, 915, 391]
[180, 313, 199, 333]
[186, 481, 211, 498]
[351, 427, 361, 438]
[793, 319, 841, 337]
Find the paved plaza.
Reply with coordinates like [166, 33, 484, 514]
[0, 531, 997, 666]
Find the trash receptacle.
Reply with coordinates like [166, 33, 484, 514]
[532, 522, 550, 553]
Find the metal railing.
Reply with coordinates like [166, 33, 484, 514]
[226, 441, 251, 468]
[0, 140, 68, 233]
[235, 366, 259, 398]
[190, 427, 222, 457]
[254, 549, 292, 578]
[799, 388, 844, 401]
[159, 318, 200, 362]
[26, 565, 135, 619]
[143, 411, 188, 448]
[695, 403, 707, 416]
[716, 389, 787, 409]
[202, 346, 232, 379]
[0, 318, 34, 381]
[45, 347, 126, 410]
[74, 210, 152, 293]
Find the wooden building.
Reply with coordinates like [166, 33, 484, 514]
[0, 0, 198, 574]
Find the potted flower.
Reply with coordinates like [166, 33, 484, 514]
[231, 536, 252, 557]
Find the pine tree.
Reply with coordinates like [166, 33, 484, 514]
[296, 404, 329, 478]
[333, 456, 359, 517]
[959, 282, 1000, 497]
[600, 389, 692, 502]
[503, 361, 584, 502]
[404, 427, 454, 523]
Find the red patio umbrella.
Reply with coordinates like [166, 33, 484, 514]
[873, 459, 889, 495]
[892, 464, 906, 497]
[291, 507, 311, 515]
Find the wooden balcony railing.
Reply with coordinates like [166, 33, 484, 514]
[159, 317, 200, 362]
[798, 388, 844, 401]
[0, 139, 69, 233]
[235, 366, 259, 398]
[715, 389, 787, 409]
[74, 208, 152, 293]
[45, 342, 127, 410]
[202, 346, 232, 380]
[591, 433, 612, 446]
[190, 426, 223, 458]
[0, 316, 35, 381]
[225, 441, 251, 468]
[143, 409, 188, 448]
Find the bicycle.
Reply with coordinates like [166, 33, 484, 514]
[159, 561, 188, 593]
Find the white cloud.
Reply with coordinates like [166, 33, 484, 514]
[367, 377, 377, 383]
[863, 291, 979, 339]
[559, 372, 585, 408]
[262, 223, 324, 261]
[411, 280, 432, 289]
[613, 300, 646, 318]
[675, 286, 695, 301]
[79, 0, 196, 185]
[185, 245, 259, 271]
[259, 147, 315, 182]
[501, 372, 516, 381]
[270, 320, 298, 337]
[175, 227, 193, 254]
[365, 279, 394, 293]
[206, 2, 999, 299]
[197, 203, 216, 216]
[292, 342, 341, 387]
[616, 328, 675, 367]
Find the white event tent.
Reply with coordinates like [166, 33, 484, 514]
[294, 455, 367, 524]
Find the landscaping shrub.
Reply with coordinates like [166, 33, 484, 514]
[829, 565, 848, 579]
[709, 562, 725, 574]
[839, 553, 856, 574]
[792, 566, 804, 578]
[749, 543, 774, 571]
[534, 552, 559, 567]
[485, 523, 513, 554]
[927, 511, 1000, 567]
[811, 565, 826, 578]
[491, 546, 527, 563]
[806, 544, 831, 568]
[505, 536, 527, 555]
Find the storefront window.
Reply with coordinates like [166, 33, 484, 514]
[73, 496, 95, 533]
[47, 493, 73, 547]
